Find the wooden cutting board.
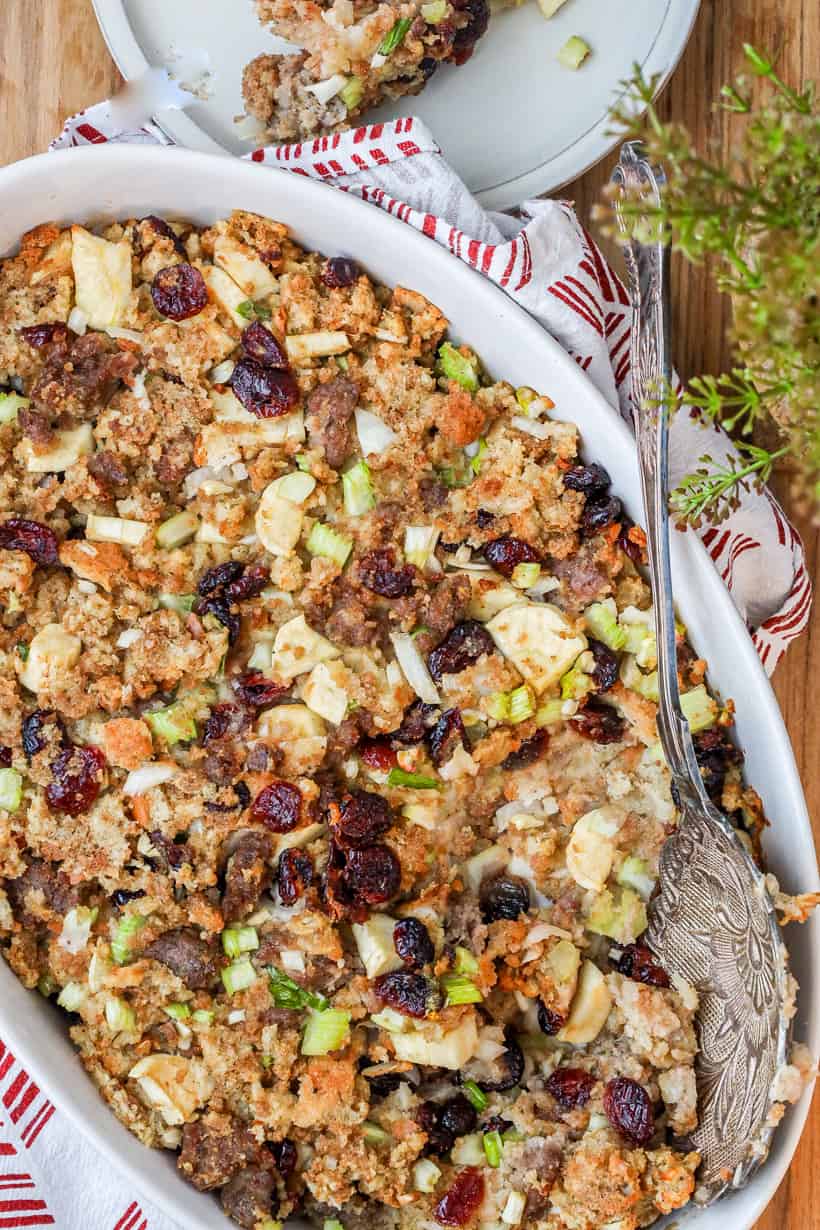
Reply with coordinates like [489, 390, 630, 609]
[0, 0, 817, 1226]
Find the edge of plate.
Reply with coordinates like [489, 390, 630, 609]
[91, 0, 702, 203]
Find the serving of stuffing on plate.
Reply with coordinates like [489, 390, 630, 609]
[0, 210, 775, 1229]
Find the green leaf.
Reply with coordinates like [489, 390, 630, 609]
[268, 967, 328, 1012]
[378, 17, 412, 55]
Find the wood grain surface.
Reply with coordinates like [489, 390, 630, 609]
[0, 0, 817, 1226]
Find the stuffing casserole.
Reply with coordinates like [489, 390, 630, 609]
[0, 211, 776, 1230]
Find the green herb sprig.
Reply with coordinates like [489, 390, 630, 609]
[599, 46, 819, 523]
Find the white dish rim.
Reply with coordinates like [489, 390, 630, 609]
[0, 142, 815, 1230]
[89, 0, 702, 207]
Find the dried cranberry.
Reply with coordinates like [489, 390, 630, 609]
[0, 517, 59, 565]
[571, 698, 626, 744]
[345, 844, 401, 905]
[439, 1095, 478, 1138]
[142, 215, 186, 255]
[581, 495, 623, 537]
[19, 322, 69, 349]
[588, 638, 618, 692]
[202, 703, 244, 744]
[151, 263, 208, 321]
[537, 1001, 564, 1035]
[111, 887, 147, 910]
[277, 849, 313, 906]
[360, 739, 398, 772]
[196, 594, 240, 644]
[268, 1138, 297, 1178]
[0, 748, 10, 768]
[427, 708, 467, 766]
[481, 1114, 513, 1135]
[603, 1077, 655, 1145]
[322, 257, 360, 289]
[226, 564, 269, 603]
[392, 700, 438, 745]
[234, 781, 251, 809]
[333, 791, 392, 847]
[563, 463, 611, 496]
[483, 535, 541, 578]
[475, 509, 494, 529]
[230, 357, 299, 418]
[21, 709, 66, 759]
[363, 1065, 404, 1098]
[197, 561, 245, 596]
[393, 918, 434, 969]
[546, 1067, 595, 1108]
[232, 672, 289, 710]
[617, 518, 646, 565]
[480, 875, 530, 923]
[614, 943, 670, 988]
[45, 746, 106, 816]
[240, 321, 288, 368]
[434, 1168, 485, 1227]
[251, 781, 303, 832]
[693, 728, 742, 803]
[373, 970, 435, 1018]
[417, 1102, 454, 1155]
[452, 0, 489, 58]
[428, 621, 494, 680]
[358, 549, 416, 599]
[502, 729, 548, 770]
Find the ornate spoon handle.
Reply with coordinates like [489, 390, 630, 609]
[612, 140, 791, 1201]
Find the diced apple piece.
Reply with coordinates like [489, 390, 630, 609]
[71, 226, 132, 330]
[19, 623, 81, 693]
[129, 1054, 214, 1126]
[391, 1015, 479, 1070]
[270, 615, 340, 680]
[86, 514, 150, 547]
[463, 844, 509, 894]
[558, 960, 613, 1046]
[301, 661, 349, 725]
[213, 235, 277, 300]
[537, 0, 569, 15]
[565, 805, 622, 892]
[256, 702, 327, 776]
[255, 489, 303, 558]
[31, 229, 74, 285]
[23, 423, 93, 472]
[467, 576, 521, 621]
[285, 331, 351, 363]
[196, 413, 305, 469]
[547, 938, 581, 987]
[352, 915, 403, 979]
[200, 264, 251, 329]
[487, 602, 587, 693]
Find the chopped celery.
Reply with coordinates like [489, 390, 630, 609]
[586, 887, 647, 945]
[307, 522, 353, 567]
[0, 768, 23, 812]
[501, 1191, 527, 1226]
[296, 453, 312, 472]
[237, 300, 256, 320]
[362, 1120, 391, 1146]
[511, 562, 541, 589]
[269, 967, 328, 1012]
[404, 525, 440, 569]
[221, 958, 258, 996]
[378, 17, 412, 54]
[191, 1009, 215, 1026]
[584, 602, 626, 651]
[222, 926, 260, 958]
[165, 1002, 192, 1021]
[436, 341, 479, 392]
[340, 76, 364, 111]
[111, 914, 146, 965]
[0, 391, 29, 423]
[57, 981, 85, 1012]
[37, 973, 57, 998]
[462, 1080, 488, 1112]
[468, 437, 488, 476]
[421, 0, 448, 19]
[560, 663, 594, 702]
[617, 855, 655, 900]
[145, 701, 197, 746]
[619, 655, 659, 702]
[483, 1129, 504, 1167]
[156, 509, 198, 549]
[680, 685, 718, 733]
[342, 460, 376, 516]
[324, 1221, 345, 1230]
[558, 34, 591, 69]
[508, 684, 535, 724]
[536, 698, 565, 726]
[387, 767, 440, 790]
[412, 1158, 442, 1192]
[301, 1007, 351, 1055]
[623, 622, 654, 658]
[441, 973, 483, 1006]
[454, 946, 479, 976]
[487, 691, 510, 721]
[158, 592, 196, 614]
[105, 996, 136, 1033]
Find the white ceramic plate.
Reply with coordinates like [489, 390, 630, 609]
[91, 0, 700, 208]
[0, 145, 816, 1230]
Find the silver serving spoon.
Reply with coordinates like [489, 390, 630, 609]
[612, 141, 791, 1202]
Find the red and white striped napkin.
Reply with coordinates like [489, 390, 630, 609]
[0, 85, 810, 1230]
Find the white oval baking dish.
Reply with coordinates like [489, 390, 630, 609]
[0, 144, 815, 1230]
